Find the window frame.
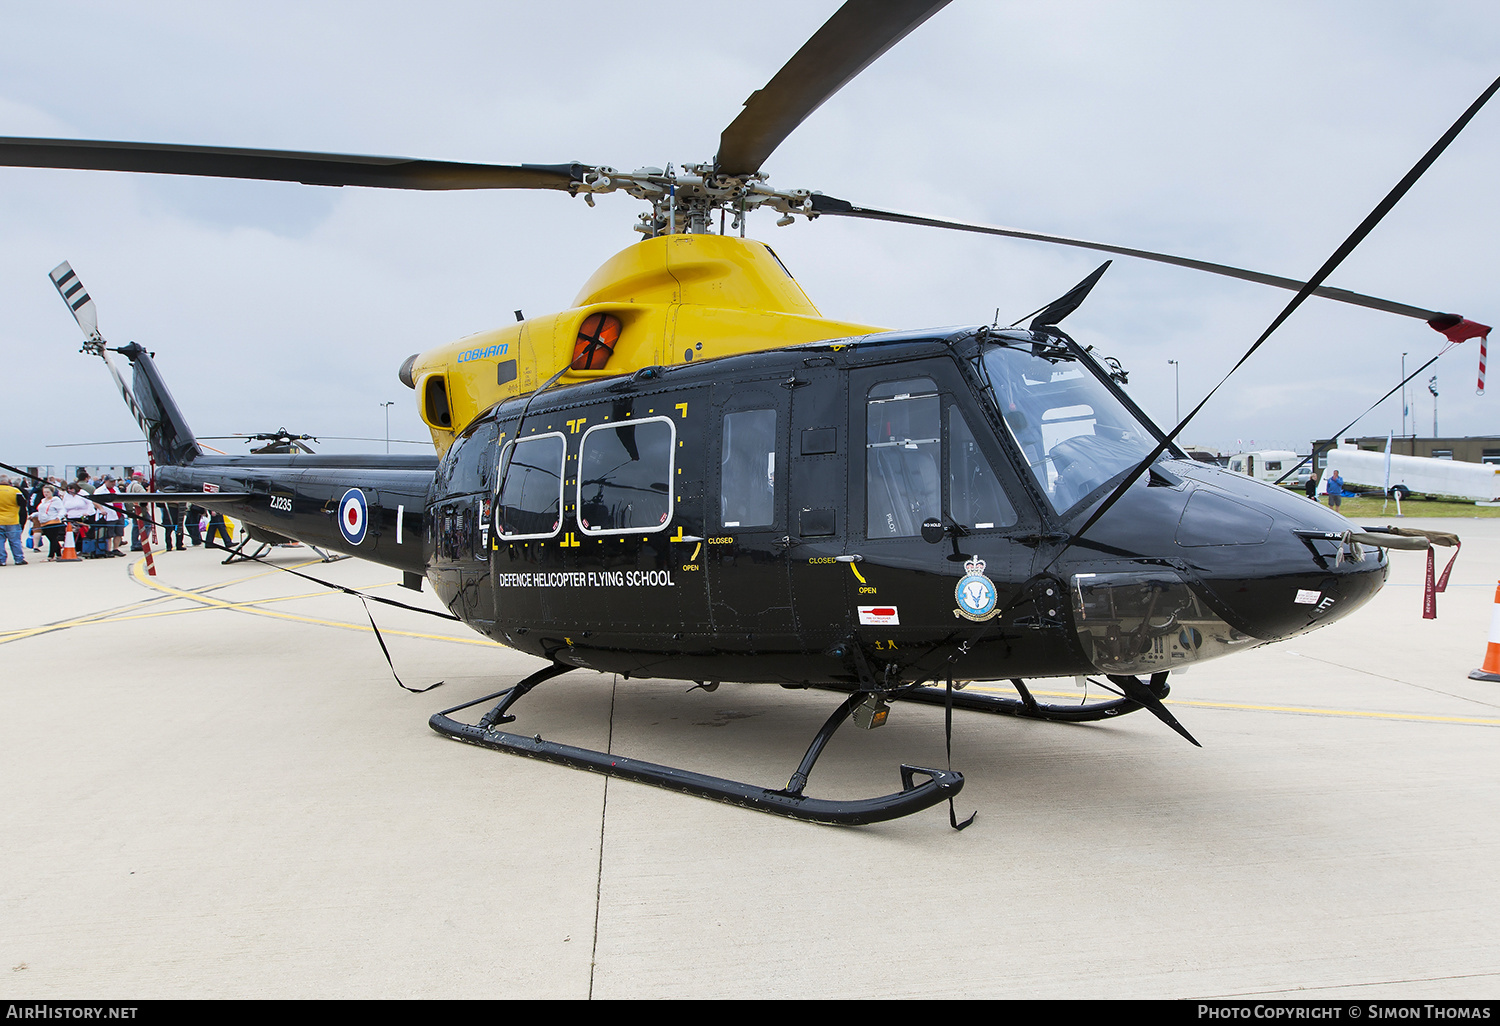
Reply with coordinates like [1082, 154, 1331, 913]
[574, 415, 678, 537]
[495, 430, 568, 541]
[719, 406, 780, 531]
[862, 374, 1022, 540]
[946, 403, 1020, 532]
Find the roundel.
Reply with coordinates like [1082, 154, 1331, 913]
[337, 488, 369, 545]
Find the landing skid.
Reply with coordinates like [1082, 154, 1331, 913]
[814, 671, 1199, 747]
[428, 664, 963, 826]
[220, 537, 348, 565]
[818, 673, 1172, 723]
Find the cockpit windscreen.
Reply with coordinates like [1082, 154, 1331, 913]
[980, 342, 1158, 514]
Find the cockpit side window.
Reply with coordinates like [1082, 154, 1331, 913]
[949, 407, 1018, 529]
[864, 377, 1020, 538]
[866, 379, 941, 537]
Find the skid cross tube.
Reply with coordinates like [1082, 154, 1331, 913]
[814, 674, 1170, 723]
[429, 665, 962, 826]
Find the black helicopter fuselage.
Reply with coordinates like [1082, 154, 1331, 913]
[143, 327, 1385, 690]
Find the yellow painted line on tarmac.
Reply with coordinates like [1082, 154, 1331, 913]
[0, 596, 180, 644]
[967, 684, 1500, 727]
[129, 557, 499, 647]
[0, 558, 346, 645]
[6, 590, 347, 636]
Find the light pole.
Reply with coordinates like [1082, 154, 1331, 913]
[380, 401, 395, 453]
[1400, 352, 1408, 443]
[1428, 376, 1438, 437]
[1167, 359, 1180, 424]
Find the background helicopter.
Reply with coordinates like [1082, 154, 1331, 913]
[4, 1, 1497, 823]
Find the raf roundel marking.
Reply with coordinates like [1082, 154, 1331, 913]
[337, 488, 369, 545]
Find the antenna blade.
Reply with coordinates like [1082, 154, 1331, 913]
[809, 195, 1455, 323]
[48, 261, 101, 341]
[715, 0, 951, 177]
[4, 138, 589, 192]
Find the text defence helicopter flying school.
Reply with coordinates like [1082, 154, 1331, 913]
[7, 1, 1493, 825]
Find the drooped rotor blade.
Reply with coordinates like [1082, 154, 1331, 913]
[715, 0, 952, 177]
[809, 194, 1459, 325]
[0, 137, 589, 192]
[1031, 261, 1111, 330]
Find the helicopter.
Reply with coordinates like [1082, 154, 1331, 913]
[6, 1, 1493, 825]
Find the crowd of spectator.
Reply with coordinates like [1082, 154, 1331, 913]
[0, 467, 222, 565]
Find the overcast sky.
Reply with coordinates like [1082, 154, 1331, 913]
[3, 1, 1498, 475]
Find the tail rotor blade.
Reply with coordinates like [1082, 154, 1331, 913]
[48, 261, 101, 341]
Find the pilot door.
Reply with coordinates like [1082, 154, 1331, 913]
[847, 361, 1040, 642]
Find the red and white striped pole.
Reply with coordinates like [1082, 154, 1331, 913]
[140, 453, 157, 577]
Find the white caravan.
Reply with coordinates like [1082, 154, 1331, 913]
[1224, 450, 1301, 484]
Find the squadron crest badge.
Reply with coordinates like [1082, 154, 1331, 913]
[954, 556, 999, 622]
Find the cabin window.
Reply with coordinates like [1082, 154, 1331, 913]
[866, 379, 941, 537]
[445, 418, 500, 494]
[497, 433, 567, 539]
[576, 417, 675, 534]
[949, 408, 1018, 529]
[1266, 461, 1282, 471]
[721, 409, 776, 528]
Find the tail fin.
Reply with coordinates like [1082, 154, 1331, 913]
[114, 342, 201, 467]
[50, 261, 200, 467]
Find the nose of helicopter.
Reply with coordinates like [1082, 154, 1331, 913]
[1066, 460, 1389, 676]
[1174, 463, 1388, 638]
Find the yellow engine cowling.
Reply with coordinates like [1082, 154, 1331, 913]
[401, 234, 883, 454]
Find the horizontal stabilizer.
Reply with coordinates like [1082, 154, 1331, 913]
[102, 492, 252, 502]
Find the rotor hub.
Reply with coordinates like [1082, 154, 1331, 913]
[573, 162, 817, 238]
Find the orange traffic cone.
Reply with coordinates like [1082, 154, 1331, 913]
[1469, 581, 1500, 681]
[58, 525, 81, 562]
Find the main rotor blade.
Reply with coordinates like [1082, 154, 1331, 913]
[715, 0, 951, 177]
[809, 194, 1452, 322]
[0, 137, 589, 192]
